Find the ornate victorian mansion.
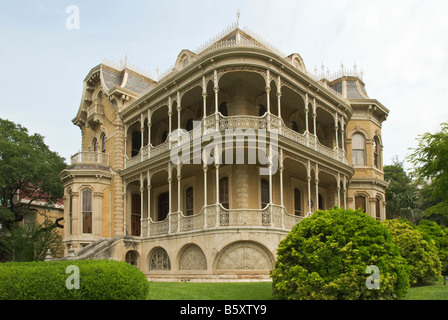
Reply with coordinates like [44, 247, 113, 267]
[60, 22, 389, 280]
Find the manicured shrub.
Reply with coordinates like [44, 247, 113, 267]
[382, 219, 442, 286]
[270, 208, 410, 300]
[0, 259, 149, 300]
[415, 220, 448, 276]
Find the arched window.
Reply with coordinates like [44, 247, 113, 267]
[355, 195, 367, 212]
[219, 177, 229, 209]
[101, 134, 106, 153]
[92, 138, 98, 152]
[261, 179, 269, 209]
[125, 250, 138, 266]
[185, 186, 194, 216]
[219, 102, 228, 116]
[373, 136, 381, 169]
[352, 133, 366, 166]
[149, 247, 171, 270]
[294, 188, 302, 216]
[82, 189, 92, 234]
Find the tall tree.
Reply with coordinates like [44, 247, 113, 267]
[0, 118, 67, 231]
[384, 158, 422, 221]
[409, 122, 448, 225]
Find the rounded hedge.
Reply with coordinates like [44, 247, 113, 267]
[416, 220, 448, 276]
[0, 259, 149, 300]
[382, 219, 442, 286]
[270, 208, 410, 300]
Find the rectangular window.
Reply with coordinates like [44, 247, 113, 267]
[131, 193, 141, 236]
[220, 177, 229, 209]
[352, 150, 365, 166]
[261, 179, 269, 209]
[158, 192, 169, 221]
[355, 195, 367, 212]
[185, 187, 194, 216]
[82, 190, 92, 234]
[376, 198, 381, 219]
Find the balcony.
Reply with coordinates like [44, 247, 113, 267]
[70, 151, 110, 166]
[125, 113, 348, 169]
[86, 103, 104, 127]
[141, 204, 302, 237]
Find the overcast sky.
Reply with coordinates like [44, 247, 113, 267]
[1, 0, 447, 170]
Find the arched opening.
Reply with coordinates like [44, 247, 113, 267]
[149, 247, 171, 270]
[355, 195, 367, 212]
[150, 106, 169, 147]
[125, 250, 139, 266]
[316, 107, 335, 149]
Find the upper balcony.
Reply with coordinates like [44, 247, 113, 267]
[124, 112, 348, 169]
[70, 151, 110, 167]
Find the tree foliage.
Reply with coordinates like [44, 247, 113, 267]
[271, 208, 410, 300]
[409, 122, 448, 222]
[384, 159, 422, 221]
[415, 220, 448, 277]
[0, 118, 66, 231]
[382, 219, 441, 286]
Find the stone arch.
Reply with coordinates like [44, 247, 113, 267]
[148, 247, 171, 270]
[125, 250, 139, 266]
[178, 244, 207, 270]
[214, 241, 273, 271]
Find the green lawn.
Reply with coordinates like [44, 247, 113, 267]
[147, 281, 274, 300]
[402, 277, 448, 300]
[147, 278, 448, 300]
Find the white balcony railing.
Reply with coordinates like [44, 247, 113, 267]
[141, 203, 302, 237]
[125, 112, 348, 169]
[71, 151, 109, 166]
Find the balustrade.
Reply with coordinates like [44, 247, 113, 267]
[124, 111, 348, 168]
[140, 203, 302, 238]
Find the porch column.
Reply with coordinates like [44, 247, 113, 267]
[177, 91, 181, 130]
[140, 184, 144, 237]
[337, 173, 341, 208]
[203, 165, 208, 206]
[168, 96, 172, 149]
[215, 163, 220, 227]
[177, 165, 182, 213]
[277, 75, 282, 118]
[147, 171, 151, 237]
[307, 161, 312, 215]
[214, 70, 219, 131]
[123, 182, 128, 235]
[315, 163, 319, 210]
[140, 114, 144, 161]
[202, 76, 207, 120]
[335, 113, 339, 151]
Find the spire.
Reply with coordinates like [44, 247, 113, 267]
[236, 9, 241, 27]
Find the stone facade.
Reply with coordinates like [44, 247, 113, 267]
[59, 23, 389, 280]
